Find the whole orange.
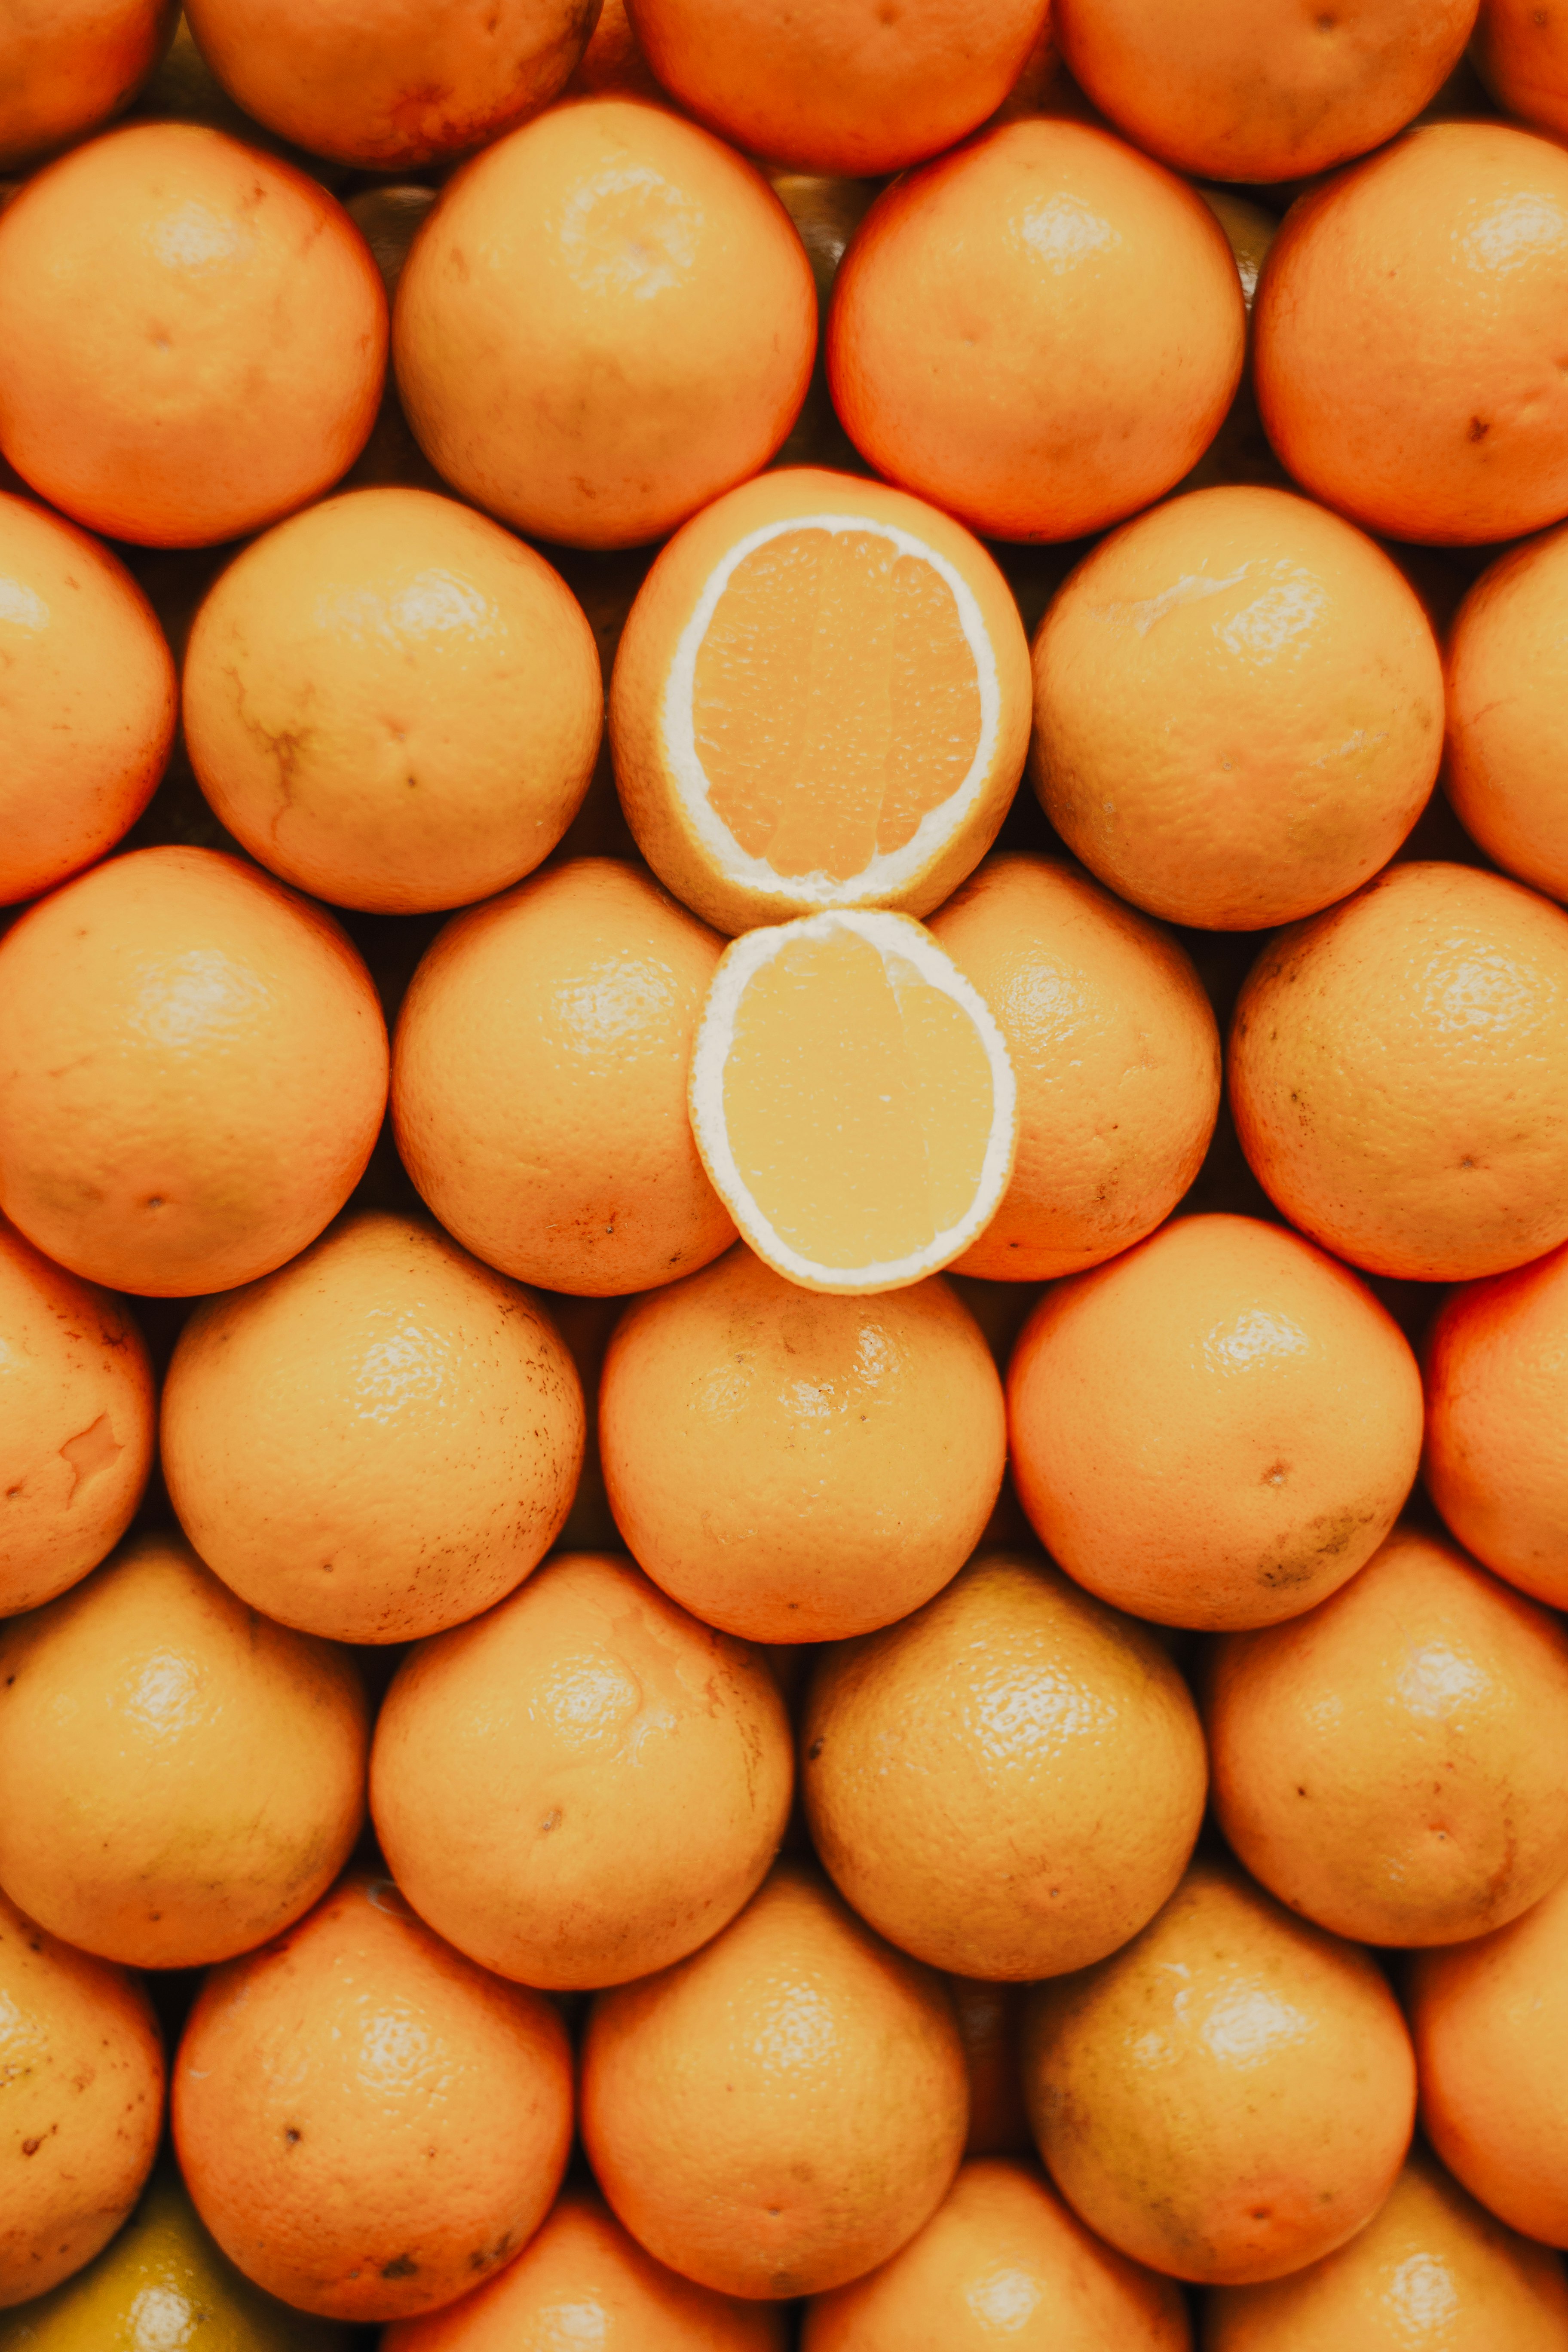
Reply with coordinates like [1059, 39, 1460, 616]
[160, 1211, 584, 1643]
[1024, 1858, 1416, 2286]
[1206, 2146, 1568, 2348]
[1410, 1869, 1568, 2248]
[1229, 861, 1568, 1281]
[173, 1874, 574, 2324]
[0, 123, 386, 547]
[581, 1859, 968, 2299]
[0, 846, 387, 1298]
[394, 98, 815, 548]
[1029, 485, 1442, 930]
[802, 2159, 1190, 2351]
[1475, 0, 1568, 138]
[625, 0, 1048, 175]
[0, 1888, 164, 2309]
[1054, 0, 1475, 183]
[1254, 122, 1568, 545]
[371, 1550, 792, 1988]
[0, 492, 176, 907]
[930, 855, 1220, 1281]
[182, 487, 602, 915]
[392, 859, 735, 1296]
[1208, 1525, 1568, 1948]
[827, 118, 1245, 542]
[1445, 522, 1568, 902]
[0, 1216, 153, 1619]
[0, 0, 177, 169]
[803, 1551, 1207, 1979]
[182, 0, 599, 168]
[384, 2189, 787, 2351]
[0, 1531, 368, 1969]
[1007, 1213, 1423, 1629]
[1424, 1240, 1568, 1607]
[599, 1245, 1006, 1641]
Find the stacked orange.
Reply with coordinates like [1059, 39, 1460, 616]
[10, 4, 1568, 2350]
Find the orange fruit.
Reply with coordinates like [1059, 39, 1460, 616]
[0, 1529, 368, 1969]
[802, 2157, 1190, 2351]
[1207, 1524, 1568, 1948]
[1445, 522, 1568, 901]
[626, 0, 1047, 175]
[0, 1886, 163, 2309]
[394, 97, 815, 549]
[1205, 2145, 1568, 2349]
[1424, 1240, 1568, 1607]
[371, 1550, 793, 1989]
[803, 1550, 1207, 1979]
[608, 467, 1031, 936]
[0, 491, 176, 907]
[0, 123, 386, 548]
[0, 0, 176, 169]
[1475, 0, 1568, 138]
[1029, 484, 1442, 930]
[1254, 122, 1568, 545]
[688, 911, 1017, 1292]
[930, 855, 1220, 1280]
[0, 845, 387, 1298]
[599, 1244, 1006, 1640]
[182, 486, 602, 915]
[1229, 861, 1568, 1281]
[0, 1216, 153, 1619]
[581, 1859, 969, 2299]
[1053, 0, 1474, 183]
[392, 858, 735, 1296]
[1007, 1212, 1424, 1630]
[181, 0, 598, 168]
[173, 1872, 574, 2324]
[827, 119, 1245, 543]
[383, 2187, 787, 2351]
[948, 1980, 1032, 2161]
[1410, 1868, 1568, 2248]
[1023, 1856, 1417, 2287]
[160, 1210, 584, 1643]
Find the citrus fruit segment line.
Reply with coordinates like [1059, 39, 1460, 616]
[661, 511, 1003, 905]
[689, 909, 1018, 1292]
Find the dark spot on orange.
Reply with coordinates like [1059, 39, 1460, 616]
[1470, 416, 1490, 441]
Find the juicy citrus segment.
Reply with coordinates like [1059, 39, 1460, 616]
[669, 514, 1000, 901]
[690, 909, 1017, 1293]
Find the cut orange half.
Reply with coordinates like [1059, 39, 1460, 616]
[688, 909, 1018, 1294]
[611, 466, 1032, 935]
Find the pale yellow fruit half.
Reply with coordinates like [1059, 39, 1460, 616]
[688, 908, 1017, 1294]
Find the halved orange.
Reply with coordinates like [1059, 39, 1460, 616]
[688, 908, 1017, 1294]
[611, 466, 1032, 935]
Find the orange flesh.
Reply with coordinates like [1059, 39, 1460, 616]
[692, 527, 982, 882]
[720, 928, 996, 1265]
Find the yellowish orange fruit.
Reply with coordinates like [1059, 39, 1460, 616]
[0, 845, 388, 1298]
[803, 1551, 1207, 1979]
[582, 1859, 969, 2299]
[183, 486, 602, 914]
[599, 1245, 1006, 1640]
[1024, 1857, 1416, 2285]
[173, 1873, 574, 2324]
[0, 0, 177, 170]
[161, 1210, 584, 1642]
[802, 2158, 1191, 2350]
[0, 1530, 368, 1969]
[609, 467, 1031, 935]
[372, 1550, 793, 1989]
[1208, 1525, 1568, 1948]
[0, 1216, 153, 1619]
[392, 858, 735, 1296]
[688, 911, 1017, 1293]
[929, 854, 1220, 1281]
[0, 1887, 164, 2309]
[1445, 521, 1568, 903]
